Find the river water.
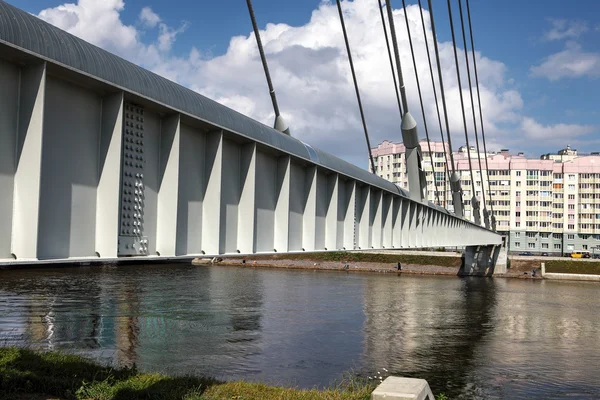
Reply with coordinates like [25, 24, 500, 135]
[0, 264, 599, 399]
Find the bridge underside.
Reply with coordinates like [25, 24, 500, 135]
[0, 2, 501, 265]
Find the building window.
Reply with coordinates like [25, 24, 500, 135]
[583, 245, 588, 250]
[528, 243, 536, 249]
[540, 233, 550, 238]
[515, 232, 520, 238]
[515, 242, 520, 248]
[526, 232, 536, 238]
[516, 181, 521, 187]
[542, 243, 549, 249]
[568, 194, 575, 200]
[516, 171, 521, 176]
[516, 191, 521, 197]
[554, 244, 561, 250]
[553, 233, 562, 239]
[568, 234, 575, 240]
[569, 174, 576, 181]
[516, 222, 520, 227]
[568, 204, 575, 210]
[568, 224, 575, 230]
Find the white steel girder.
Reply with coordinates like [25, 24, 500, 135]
[0, 10, 501, 265]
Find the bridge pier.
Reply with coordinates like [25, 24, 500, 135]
[459, 244, 505, 276]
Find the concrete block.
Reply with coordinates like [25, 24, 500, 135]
[371, 376, 434, 400]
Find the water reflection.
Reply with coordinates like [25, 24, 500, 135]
[0, 265, 599, 398]
[362, 276, 497, 397]
[0, 265, 265, 377]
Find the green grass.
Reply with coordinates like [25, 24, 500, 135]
[0, 347, 376, 400]
[248, 251, 461, 268]
[545, 260, 600, 275]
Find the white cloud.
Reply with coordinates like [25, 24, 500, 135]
[531, 42, 600, 81]
[38, 0, 139, 57]
[543, 18, 588, 41]
[521, 117, 596, 142]
[157, 21, 189, 52]
[33, 0, 589, 167]
[139, 7, 160, 28]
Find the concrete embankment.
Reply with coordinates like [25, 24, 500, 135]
[543, 272, 600, 282]
[193, 250, 600, 282]
[511, 257, 600, 281]
[193, 251, 463, 276]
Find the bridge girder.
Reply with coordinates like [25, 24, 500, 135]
[0, 2, 501, 264]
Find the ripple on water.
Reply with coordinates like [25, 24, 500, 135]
[0, 266, 599, 398]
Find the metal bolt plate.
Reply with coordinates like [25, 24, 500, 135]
[119, 103, 147, 256]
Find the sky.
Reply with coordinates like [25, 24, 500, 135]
[9, 0, 600, 169]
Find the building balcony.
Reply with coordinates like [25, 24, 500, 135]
[579, 178, 598, 183]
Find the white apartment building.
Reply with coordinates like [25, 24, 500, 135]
[371, 141, 600, 255]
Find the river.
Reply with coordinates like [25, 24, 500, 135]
[0, 263, 599, 399]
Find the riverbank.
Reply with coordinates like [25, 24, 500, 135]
[0, 347, 376, 400]
[193, 251, 600, 281]
[193, 251, 463, 276]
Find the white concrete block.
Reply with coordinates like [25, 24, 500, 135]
[371, 377, 434, 400]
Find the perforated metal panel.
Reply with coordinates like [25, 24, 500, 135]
[118, 103, 148, 255]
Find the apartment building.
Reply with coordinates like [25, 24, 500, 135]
[370, 141, 600, 255]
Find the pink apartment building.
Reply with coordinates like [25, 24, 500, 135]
[371, 141, 600, 255]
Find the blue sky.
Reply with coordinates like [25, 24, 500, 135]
[10, 0, 600, 167]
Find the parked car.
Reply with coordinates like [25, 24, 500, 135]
[593, 254, 600, 260]
[541, 252, 549, 257]
[519, 251, 534, 256]
[571, 251, 591, 259]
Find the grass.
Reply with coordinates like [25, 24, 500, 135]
[245, 251, 461, 268]
[545, 260, 600, 275]
[0, 347, 376, 400]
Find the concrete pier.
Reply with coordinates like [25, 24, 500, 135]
[459, 244, 505, 276]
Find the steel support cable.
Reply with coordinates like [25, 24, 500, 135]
[418, 0, 451, 200]
[335, 0, 377, 174]
[466, 0, 494, 216]
[446, 0, 476, 200]
[457, 0, 487, 215]
[384, 1, 409, 114]
[427, 0, 456, 174]
[378, 0, 403, 117]
[401, 0, 440, 206]
[246, 0, 289, 135]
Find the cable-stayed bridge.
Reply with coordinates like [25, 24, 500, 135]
[0, 1, 502, 272]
